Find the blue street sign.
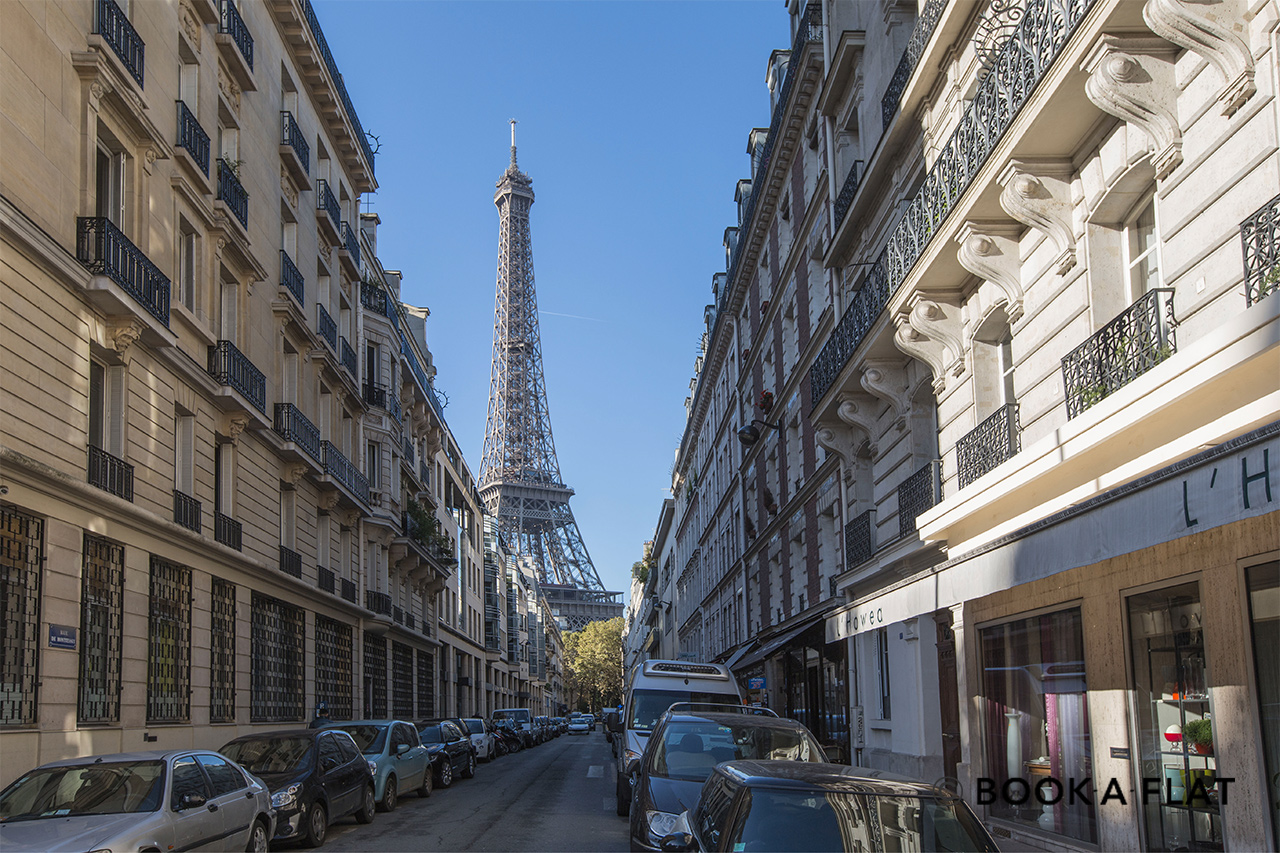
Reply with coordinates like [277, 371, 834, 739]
[48, 624, 77, 650]
[747, 676, 766, 690]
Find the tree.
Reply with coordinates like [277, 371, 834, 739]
[563, 617, 624, 712]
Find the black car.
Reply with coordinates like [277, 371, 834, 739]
[660, 760, 1000, 853]
[629, 708, 827, 851]
[416, 719, 477, 788]
[220, 728, 375, 847]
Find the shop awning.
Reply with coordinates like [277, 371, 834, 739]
[732, 608, 831, 672]
[721, 639, 758, 672]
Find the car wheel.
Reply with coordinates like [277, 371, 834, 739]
[417, 764, 433, 798]
[437, 757, 454, 788]
[379, 775, 397, 812]
[615, 781, 630, 816]
[461, 752, 476, 779]
[303, 801, 328, 848]
[245, 819, 269, 853]
[355, 784, 376, 824]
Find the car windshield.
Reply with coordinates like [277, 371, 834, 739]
[465, 720, 485, 735]
[729, 789, 993, 853]
[220, 737, 312, 775]
[334, 725, 388, 755]
[0, 760, 165, 821]
[419, 727, 442, 745]
[493, 710, 530, 724]
[652, 722, 824, 781]
[629, 689, 741, 732]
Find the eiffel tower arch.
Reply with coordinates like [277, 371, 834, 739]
[478, 123, 621, 633]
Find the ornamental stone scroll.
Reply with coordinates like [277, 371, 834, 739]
[1083, 36, 1183, 180]
[956, 222, 1026, 323]
[1143, 0, 1255, 117]
[893, 296, 966, 392]
[997, 159, 1078, 276]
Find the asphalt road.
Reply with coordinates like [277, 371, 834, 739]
[322, 732, 628, 852]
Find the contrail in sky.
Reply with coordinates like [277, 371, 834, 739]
[540, 310, 605, 323]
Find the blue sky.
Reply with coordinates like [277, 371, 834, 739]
[316, 0, 786, 594]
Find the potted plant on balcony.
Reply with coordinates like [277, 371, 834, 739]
[1183, 718, 1213, 756]
[757, 390, 774, 414]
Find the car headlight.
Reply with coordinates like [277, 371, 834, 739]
[367, 759, 378, 776]
[270, 784, 300, 809]
[647, 810, 681, 839]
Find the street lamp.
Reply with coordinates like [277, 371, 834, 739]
[736, 418, 784, 447]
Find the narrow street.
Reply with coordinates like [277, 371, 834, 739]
[324, 733, 628, 852]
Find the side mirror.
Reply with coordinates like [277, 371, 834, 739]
[396, 743, 410, 755]
[608, 718, 624, 734]
[659, 832, 695, 853]
[177, 792, 207, 810]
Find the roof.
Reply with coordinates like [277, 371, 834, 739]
[222, 729, 324, 741]
[717, 760, 960, 798]
[329, 719, 414, 727]
[661, 712, 805, 733]
[36, 749, 214, 768]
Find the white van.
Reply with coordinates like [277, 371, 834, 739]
[612, 660, 743, 815]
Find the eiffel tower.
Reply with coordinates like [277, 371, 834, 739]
[479, 122, 621, 632]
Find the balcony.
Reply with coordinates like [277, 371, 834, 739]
[957, 404, 1021, 488]
[881, 0, 946, 129]
[216, 0, 255, 89]
[366, 590, 392, 616]
[88, 445, 133, 501]
[173, 490, 201, 532]
[898, 461, 941, 537]
[175, 100, 210, 178]
[216, 158, 248, 230]
[832, 160, 863, 234]
[300, 0, 376, 174]
[810, 252, 890, 403]
[316, 180, 341, 243]
[207, 340, 266, 413]
[339, 337, 358, 382]
[94, 0, 143, 86]
[279, 111, 310, 187]
[273, 403, 321, 463]
[360, 280, 388, 317]
[76, 217, 171, 328]
[316, 304, 338, 350]
[363, 381, 387, 410]
[338, 221, 360, 277]
[402, 437, 415, 465]
[1243, 193, 1279, 306]
[843, 509, 875, 569]
[393, 606, 404, 625]
[318, 566, 336, 594]
[321, 440, 369, 505]
[278, 544, 302, 578]
[1061, 289, 1177, 419]
[387, 389, 401, 424]
[340, 578, 358, 603]
[280, 249, 304, 307]
[214, 511, 242, 551]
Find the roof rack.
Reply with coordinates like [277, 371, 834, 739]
[663, 703, 778, 717]
[642, 660, 731, 679]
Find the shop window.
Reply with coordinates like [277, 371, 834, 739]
[876, 627, 891, 720]
[79, 534, 124, 723]
[979, 608, 1094, 842]
[1246, 561, 1280, 844]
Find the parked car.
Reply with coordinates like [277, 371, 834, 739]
[536, 715, 556, 740]
[584, 713, 597, 732]
[417, 720, 477, 788]
[629, 707, 827, 851]
[0, 749, 274, 853]
[220, 728, 375, 847]
[331, 720, 431, 811]
[658, 761, 1000, 853]
[493, 707, 536, 748]
[461, 717, 498, 761]
[568, 716, 590, 735]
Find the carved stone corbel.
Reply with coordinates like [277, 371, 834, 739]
[997, 159, 1077, 275]
[1144, 0, 1255, 117]
[224, 414, 249, 445]
[956, 222, 1026, 323]
[340, 509, 360, 528]
[893, 296, 965, 390]
[860, 360, 910, 432]
[108, 319, 144, 361]
[834, 395, 880, 457]
[1083, 36, 1183, 179]
[319, 491, 341, 512]
[815, 426, 856, 467]
[894, 319, 950, 394]
[282, 463, 307, 487]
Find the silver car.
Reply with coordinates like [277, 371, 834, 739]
[0, 749, 275, 852]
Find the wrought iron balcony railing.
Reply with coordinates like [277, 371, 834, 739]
[1061, 289, 1177, 419]
[811, 0, 1098, 409]
[173, 490, 201, 532]
[280, 249, 304, 306]
[340, 221, 360, 267]
[94, 0, 144, 86]
[301, 0, 375, 173]
[843, 509, 875, 568]
[207, 340, 266, 412]
[278, 544, 302, 578]
[89, 445, 133, 501]
[321, 440, 369, 502]
[317, 304, 338, 349]
[316, 179, 340, 229]
[218, 0, 254, 71]
[176, 100, 210, 176]
[317, 565, 336, 594]
[898, 461, 941, 537]
[393, 606, 404, 624]
[76, 217, 171, 326]
[1242, 193, 1279, 306]
[214, 511, 242, 550]
[340, 578, 357, 603]
[402, 437, 415, 465]
[363, 381, 387, 409]
[810, 250, 890, 403]
[419, 460, 430, 487]
[366, 590, 392, 616]
[881, 0, 946, 129]
[339, 336, 357, 381]
[388, 389, 401, 423]
[957, 403, 1021, 488]
[360, 280, 387, 315]
[280, 111, 310, 174]
[832, 160, 864, 233]
[217, 158, 248, 228]
[273, 403, 321, 462]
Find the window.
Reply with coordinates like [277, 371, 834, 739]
[280, 485, 296, 550]
[250, 592, 305, 722]
[89, 360, 125, 457]
[196, 754, 245, 796]
[170, 755, 209, 807]
[79, 534, 123, 723]
[876, 627, 891, 720]
[177, 219, 197, 312]
[999, 334, 1015, 405]
[367, 441, 380, 489]
[174, 411, 195, 497]
[95, 143, 126, 226]
[363, 632, 387, 719]
[214, 441, 234, 516]
[210, 578, 236, 723]
[365, 342, 380, 385]
[315, 614, 353, 721]
[1125, 196, 1161, 300]
[0, 506, 42, 726]
[147, 556, 191, 723]
[392, 641, 413, 719]
[179, 55, 199, 112]
[219, 272, 238, 341]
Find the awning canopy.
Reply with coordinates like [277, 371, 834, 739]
[732, 607, 831, 672]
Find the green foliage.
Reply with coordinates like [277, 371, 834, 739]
[1182, 718, 1213, 746]
[563, 617, 625, 711]
[632, 559, 649, 585]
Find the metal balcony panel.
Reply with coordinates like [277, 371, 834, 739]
[76, 217, 172, 330]
[94, 0, 143, 86]
[315, 180, 341, 243]
[957, 404, 1022, 488]
[339, 221, 360, 276]
[280, 249, 304, 307]
[216, 0, 256, 90]
[216, 158, 249, 229]
[273, 403, 322, 464]
[1061, 289, 1177, 419]
[214, 511, 242, 551]
[898, 461, 942, 538]
[278, 544, 302, 578]
[316, 304, 338, 350]
[173, 490, 202, 532]
[1242, 193, 1280, 306]
[88, 445, 133, 501]
[175, 100, 210, 178]
[207, 340, 266, 413]
[279, 111, 311, 188]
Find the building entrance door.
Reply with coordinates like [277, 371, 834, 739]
[934, 611, 961, 787]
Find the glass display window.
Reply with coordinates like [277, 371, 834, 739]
[980, 608, 1096, 843]
[1245, 561, 1279, 846]
[1127, 582, 1223, 851]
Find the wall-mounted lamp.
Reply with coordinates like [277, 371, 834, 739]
[736, 418, 784, 447]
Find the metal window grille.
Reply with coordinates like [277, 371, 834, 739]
[957, 403, 1021, 487]
[0, 506, 42, 726]
[897, 461, 942, 537]
[315, 614, 353, 721]
[79, 534, 123, 723]
[250, 593, 305, 722]
[363, 632, 387, 718]
[1241, 193, 1279, 306]
[416, 648, 434, 719]
[210, 578, 236, 722]
[843, 509, 875, 568]
[391, 642, 413, 720]
[317, 566, 336, 594]
[147, 556, 191, 723]
[173, 489, 201, 532]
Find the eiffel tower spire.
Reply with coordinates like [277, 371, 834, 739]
[478, 129, 618, 622]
